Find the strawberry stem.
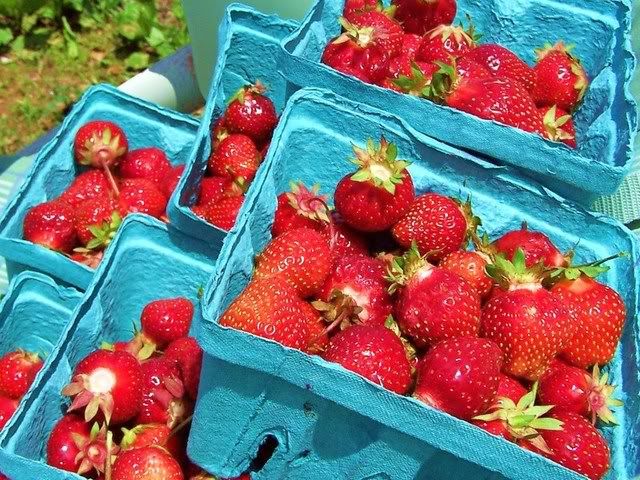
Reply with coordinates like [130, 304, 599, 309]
[101, 159, 120, 197]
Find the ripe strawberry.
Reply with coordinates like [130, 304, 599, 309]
[112, 446, 184, 480]
[254, 227, 332, 297]
[140, 297, 194, 348]
[493, 225, 567, 268]
[220, 276, 313, 350]
[272, 182, 330, 237]
[62, 349, 143, 425]
[417, 24, 477, 64]
[198, 176, 242, 207]
[193, 195, 245, 231]
[59, 170, 112, 208]
[23, 201, 77, 253]
[118, 178, 168, 219]
[482, 250, 575, 380]
[392, 194, 478, 262]
[74, 197, 120, 249]
[414, 337, 502, 419]
[225, 83, 278, 145]
[440, 250, 493, 299]
[540, 105, 576, 148]
[165, 337, 203, 400]
[454, 56, 492, 81]
[120, 423, 171, 450]
[535, 411, 610, 480]
[348, 10, 404, 57]
[70, 249, 104, 269]
[118, 147, 172, 186]
[532, 42, 589, 112]
[0, 396, 18, 429]
[323, 320, 412, 395]
[392, 0, 457, 35]
[161, 165, 185, 199]
[462, 44, 536, 91]
[389, 246, 482, 348]
[0, 350, 43, 399]
[387, 61, 438, 95]
[343, 0, 381, 20]
[335, 137, 415, 232]
[324, 211, 369, 266]
[208, 134, 261, 182]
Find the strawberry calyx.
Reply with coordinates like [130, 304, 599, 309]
[72, 422, 119, 475]
[542, 106, 575, 143]
[456, 196, 482, 246]
[386, 243, 433, 294]
[584, 365, 623, 425]
[286, 182, 331, 224]
[485, 249, 546, 291]
[546, 252, 627, 285]
[427, 61, 460, 102]
[79, 211, 122, 252]
[63, 372, 116, 424]
[385, 315, 418, 365]
[228, 81, 267, 106]
[394, 62, 434, 97]
[429, 23, 476, 47]
[335, 17, 376, 48]
[312, 290, 364, 334]
[78, 128, 124, 197]
[350, 136, 410, 194]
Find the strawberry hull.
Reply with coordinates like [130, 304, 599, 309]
[0, 216, 219, 480]
[167, 4, 298, 241]
[189, 89, 640, 480]
[0, 84, 200, 290]
[280, 0, 637, 204]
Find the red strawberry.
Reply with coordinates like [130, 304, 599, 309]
[118, 147, 172, 186]
[440, 250, 493, 299]
[324, 211, 369, 266]
[389, 246, 482, 348]
[481, 250, 575, 380]
[59, 170, 112, 208]
[335, 137, 415, 233]
[140, 297, 194, 348]
[392, 0, 457, 35]
[193, 195, 245, 231]
[0, 350, 43, 399]
[225, 83, 278, 145]
[161, 165, 185, 199]
[198, 176, 242, 207]
[112, 446, 184, 480]
[208, 134, 261, 182]
[392, 194, 478, 262]
[118, 178, 168, 219]
[493, 225, 567, 268]
[454, 56, 492, 81]
[343, 0, 381, 20]
[254, 227, 332, 298]
[220, 276, 313, 350]
[540, 105, 576, 148]
[23, 201, 78, 253]
[120, 423, 170, 450]
[532, 42, 589, 112]
[387, 61, 438, 95]
[212, 117, 230, 148]
[70, 249, 104, 269]
[165, 337, 203, 400]
[323, 320, 412, 395]
[0, 396, 17, 429]
[463, 44, 536, 91]
[74, 197, 120, 249]
[417, 24, 477, 64]
[535, 411, 610, 480]
[62, 349, 143, 425]
[272, 182, 330, 237]
[414, 337, 503, 419]
[348, 10, 404, 57]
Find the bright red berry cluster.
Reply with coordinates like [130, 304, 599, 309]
[0, 350, 43, 431]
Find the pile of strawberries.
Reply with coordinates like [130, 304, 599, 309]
[322, 0, 588, 148]
[0, 349, 43, 431]
[220, 137, 627, 480]
[22, 120, 184, 268]
[191, 83, 278, 231]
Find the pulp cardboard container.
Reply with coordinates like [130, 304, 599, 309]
[188, 89, 640, 480]
[0, 84, 201, 290]
[167, 4, 298, 241]
[279, 0, 638, 205]
[0, 215, 220, 479]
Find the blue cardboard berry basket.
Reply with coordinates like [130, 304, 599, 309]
[0, 215, 221, 479]
[279, 0, 638, 205]
[0, 84, 201, 290]
[167, 4, 298, 241]
[188, 88, 640, 480]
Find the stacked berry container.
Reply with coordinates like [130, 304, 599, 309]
[188, 88, 640, 480]
[279, 0, 637, 204]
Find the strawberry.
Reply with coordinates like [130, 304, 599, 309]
[193, 195, 245, 231]
[414, 337, 503, 420]
[389, 246, 482, 348]
[59, 170, 112, 208]
[538, 360, 622, 425]
[220, 276, 313, 350]
[532, 42, 589, 112]
[165, 337, 203, 400]
[493, 225, 567, 268]
[118, 178, 168, 219]
[118, 147, 172, 187]
[416, 24, 477, 64]
[272, 182, 330, 237]
[0, 350, 43, 399]
[323, 319, 412, 395]
[324, 211, 369, 266]
[454, 56, 492, 81]
[62, 349, 143, 425]
[440, 250, 493, 299]
[212, 117, 230, 148]
[198, 176, 242, 207]
[347, 10, 404, 57]
[140, 297, 194, 348]
[70, 249, 104, 269]
[392, 194, 478, 262]
[120, 423, 171, 450]
[462, 44, 536, 91]
[254, 227, 332, 298]
[208, 134, 261, 182]
[74, 197, 120, 249]
[335, 137, 415, 232]
[540, 105, 576, 148]
[225, 83, 278, 145]
[534, 411, 610, 480]
[343, 0, 381, 20]
[0, 396, 17, 429]
[112, 446, 184, 480]
[392, 0, 457, 36]
[387, 61, 438, 95]
[23, 201, 77, 253]
[482, 250, 575, 380]
[161, 165, 185, 199]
